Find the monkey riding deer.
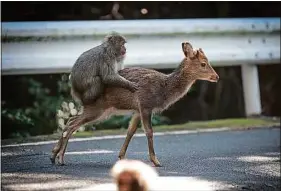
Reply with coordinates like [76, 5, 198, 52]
[70, 32, 138, 105]
[50, 42, 219, 167]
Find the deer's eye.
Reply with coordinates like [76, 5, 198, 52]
[201, 63, 206, 67]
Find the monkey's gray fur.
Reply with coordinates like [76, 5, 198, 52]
[70, 32, 138, 105]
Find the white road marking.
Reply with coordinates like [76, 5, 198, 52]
[65, 150, 115, 155]
[0, 127, 256, 148]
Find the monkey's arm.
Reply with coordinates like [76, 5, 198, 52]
[102, 74, 138, 92]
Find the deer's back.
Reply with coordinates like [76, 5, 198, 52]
[103, 67, 168, 111]
[118, 67, 164, 82]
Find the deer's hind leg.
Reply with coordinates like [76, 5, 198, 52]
[118, 113, 140, 160]
[50, 106, 104, 165]
[50, 116, 79, 164]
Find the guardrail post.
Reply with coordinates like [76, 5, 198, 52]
[241, 64, 262, 116]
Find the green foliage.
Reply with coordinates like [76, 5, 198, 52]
[1, 108, 34, 126]
[57, 74, 72, 96]
[2, 74, 71, 138]
[1, 106, 34, 138]
[25, 78, 64, 135]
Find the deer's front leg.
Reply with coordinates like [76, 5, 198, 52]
[119, 113, 140, 160]
[140, 110, 162, 167]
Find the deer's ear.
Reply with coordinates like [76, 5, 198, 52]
[182, 42, 194, 58]
[199, 48, 205, 54]
[193, 50, 199, 58]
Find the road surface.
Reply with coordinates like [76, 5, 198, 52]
[1, 127, 280, 191]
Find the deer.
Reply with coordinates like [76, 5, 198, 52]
[50, 41, 219, 167]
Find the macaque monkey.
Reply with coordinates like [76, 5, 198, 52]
[70, 32, 138, 105]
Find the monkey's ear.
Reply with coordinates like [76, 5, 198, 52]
[182, 42, 194, 58]
[104, 34, 113, 43]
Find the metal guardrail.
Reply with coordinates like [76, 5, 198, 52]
[1, 18, 280, 116]
[2, 18, 280, 75]
[2, 18, 280, 37]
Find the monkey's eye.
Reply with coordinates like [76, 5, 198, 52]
[201, 63, 206, 67]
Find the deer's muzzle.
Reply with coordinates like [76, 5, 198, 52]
[209, 74, 219, 82]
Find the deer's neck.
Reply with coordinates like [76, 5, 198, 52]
[164, 66, 195, 105]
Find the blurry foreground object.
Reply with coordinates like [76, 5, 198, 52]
[78, 159, 226, 191]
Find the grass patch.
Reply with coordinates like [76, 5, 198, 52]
[154, 117, 280, 131]
[1, 117, 279, 145]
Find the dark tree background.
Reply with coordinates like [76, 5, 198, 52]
[2, 1, 280, 22]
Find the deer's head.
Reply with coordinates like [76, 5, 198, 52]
[181, 42, 219, 83]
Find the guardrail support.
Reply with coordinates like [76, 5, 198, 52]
[241, 64, 262, 116]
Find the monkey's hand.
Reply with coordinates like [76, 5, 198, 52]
[127, 82, 139, 93]
[103, 75, 139, 92]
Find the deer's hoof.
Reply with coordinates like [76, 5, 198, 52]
[153, 163, 162, 167]
[150, 157, 162, 167]
[118, 155, 125, 160]
[50, 157, 56, 164]
[57, 154, 66, 166]
[58, 162, 66, 166]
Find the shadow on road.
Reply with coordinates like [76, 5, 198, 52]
[160, 151, 280, 190]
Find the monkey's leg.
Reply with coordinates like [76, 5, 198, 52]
[56, 107, 104, 165]
[118, 113, 140, 160]
[140, 110, 162, 167]
[82, 78, 103, 105]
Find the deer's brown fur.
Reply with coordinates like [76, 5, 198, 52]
[50, 41, 219, 167]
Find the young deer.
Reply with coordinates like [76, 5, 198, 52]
[50, 42, 219, 167]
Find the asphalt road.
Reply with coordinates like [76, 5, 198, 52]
[1, 127, 280, 191]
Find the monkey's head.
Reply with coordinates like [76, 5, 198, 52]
[105, 32, 127, 56]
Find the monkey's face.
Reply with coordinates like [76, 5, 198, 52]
[120, 43, 126, 56]
[107, 34, 127, 56]
[115, 36, 126, 56]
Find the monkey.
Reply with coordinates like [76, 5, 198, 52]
[69, 32, 138, 105]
